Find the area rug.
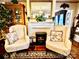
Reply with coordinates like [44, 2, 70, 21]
[4, 51, 73, 59]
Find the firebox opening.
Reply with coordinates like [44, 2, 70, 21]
[36, 32, 47, 45]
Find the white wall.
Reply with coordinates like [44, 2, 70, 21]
[20, 2, 79, 26]
[76, 3, 79, 15]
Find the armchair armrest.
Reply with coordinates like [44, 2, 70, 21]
[5, 33, 10, 46]
[4, 39, 9, 48]
[46, 36, 51, 43]
[65, 39, 72, 50]
[25, 35, 30, 44]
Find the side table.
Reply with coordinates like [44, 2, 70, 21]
[0, 38, 6, 59]
[29, 36, 35, 51]
[0, 38, 6, 55]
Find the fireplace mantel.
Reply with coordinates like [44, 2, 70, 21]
[28, 22, 54, 42]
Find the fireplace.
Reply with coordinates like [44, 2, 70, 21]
[28, 22, 53, 42]
[36, 32, 47, 45]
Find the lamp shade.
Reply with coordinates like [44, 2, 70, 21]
[60, 3, 69, 9]
[76, 14, 79, 19]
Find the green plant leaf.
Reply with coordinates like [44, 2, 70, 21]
[36, 14, 46, 22]
[0, 4, 12, 30]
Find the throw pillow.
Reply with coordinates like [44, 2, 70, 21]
[6, 32, 18, 45]
[50, 30, 63, 42]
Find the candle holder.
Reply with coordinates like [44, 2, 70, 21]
[27, 17, 30, 21]
[52, 17, 55, 21]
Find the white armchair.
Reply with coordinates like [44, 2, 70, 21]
[46, 26, 72, 56]
[5, 25, 30, 52]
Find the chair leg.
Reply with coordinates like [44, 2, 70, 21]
[26, 49, 28, 55]
[7, 53, 10, 58]
[0, 55, 4, 59]
[46, 48, 50, 55]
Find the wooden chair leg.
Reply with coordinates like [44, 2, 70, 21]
[46, 48, 50, 55]
[0, 55, 4, 59]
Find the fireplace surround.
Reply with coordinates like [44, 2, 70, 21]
[28, 22, 54, 42]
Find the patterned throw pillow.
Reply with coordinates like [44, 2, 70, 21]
[6, 32, 18, 45]
[50, 30, 63, 42]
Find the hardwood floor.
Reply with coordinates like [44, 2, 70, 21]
[71, 40, 79, 59]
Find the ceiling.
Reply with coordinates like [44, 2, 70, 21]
[56, 0, 79, 3]
[57, 0, 79, 1]
[23, 0, 79, 2]
[30, 0, 79, 1]
[0, 0, 79, 2]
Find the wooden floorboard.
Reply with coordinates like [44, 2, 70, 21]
[71, 40, 79, 59]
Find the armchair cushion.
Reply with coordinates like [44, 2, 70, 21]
[9, 25, 26, 39]
[5, 37, 29, 52]
[50, 26, 66, 42]
[6, 32, 18, 45]
[50, 31, 63, 42]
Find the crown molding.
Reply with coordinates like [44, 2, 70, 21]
[56, 1, 79, 3]
[30, 0, 52, 2]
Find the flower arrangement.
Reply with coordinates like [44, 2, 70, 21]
[35, 11, 46, 22]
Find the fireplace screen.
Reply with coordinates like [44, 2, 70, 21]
[36, 32, 47, 45]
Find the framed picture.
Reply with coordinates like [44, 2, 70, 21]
[31, 2, 52, 19]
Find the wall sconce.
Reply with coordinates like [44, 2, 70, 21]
[27, 17, 30, 21]
[52, 17, 55, 21]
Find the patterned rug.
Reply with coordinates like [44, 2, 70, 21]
[4, 51, 73, 59]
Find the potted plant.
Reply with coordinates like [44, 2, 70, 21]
[0, 4, 12, 38]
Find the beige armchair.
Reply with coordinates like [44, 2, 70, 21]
[46, 26, 72, 56]
[5, 25, 30, 52]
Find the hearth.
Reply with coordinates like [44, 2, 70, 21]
[36, 32, 47, 45]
